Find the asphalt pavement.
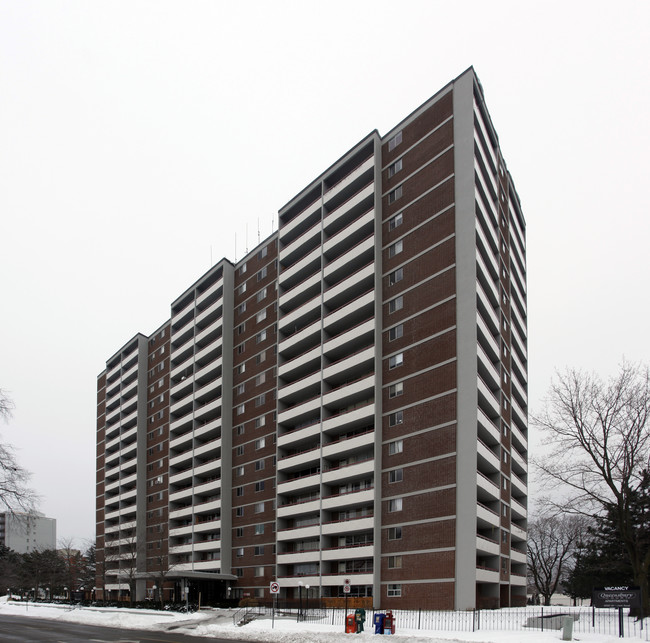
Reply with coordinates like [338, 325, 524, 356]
[0, 614, 241, 643]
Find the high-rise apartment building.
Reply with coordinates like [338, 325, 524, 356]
[0, 512, 57, 554]
[96, 67, 528, 610]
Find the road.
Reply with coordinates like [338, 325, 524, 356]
[0, 614, 242, 643]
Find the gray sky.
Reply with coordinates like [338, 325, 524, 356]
[1, 1, 648, 545]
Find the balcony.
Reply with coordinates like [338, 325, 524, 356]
[322, 430, 374, 461]
[321, 488, 374, 511]
[277, 471, 321, 496]
[320, 544, 374, 561]
[277, 498, 321, 519]
[323, 184, 374, 234]
[322, 403, 374, 435]
[476, 535, 500, 556]
[322, 458, 373, 484]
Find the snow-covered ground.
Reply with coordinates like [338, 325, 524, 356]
[0, 596, 641, 643]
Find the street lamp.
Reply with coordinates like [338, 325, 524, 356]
[298, 581, 303, 622]
[305, 584, 310, 619]
[152, 585, 157, 603]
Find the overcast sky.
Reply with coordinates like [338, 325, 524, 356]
[1, 1, 648, 545]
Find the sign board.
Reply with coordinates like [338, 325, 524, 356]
[270, 582, 280, 594]
[343, 584, 351, 594]
[592, 586, 642, 609]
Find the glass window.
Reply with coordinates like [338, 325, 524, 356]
[389, 411, 403, 426]
[389, 212, 403, 231]
[389, 268, 403, 285]
[388, 239, 403, 258]
[388, 158, 403, 178]
[389, 383, 403, 398]
[389, 498, 402, 512]
[388, 186, 402, 204]
[388, 439, 403, 455]
[389, 469, 403, 483]
[389, 296, 403, 313]
[388, 353, 403, 369]
[389, 324, 403, 341]
[388, 131, 402, 151]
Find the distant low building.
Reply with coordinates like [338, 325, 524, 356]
[0, 512, 57, 554]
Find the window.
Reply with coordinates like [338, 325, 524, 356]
[255, 437, 266, 450]
[236, 547, 244, 557]
[389, 469, 403, 483]
[235, 507, 244, 517]
[239, 263, 247, 275]
[255, 393, 266, 407]
[255, 459, 265, 471]
[389, 324, 403, 341]
[237, 363, 246, 374]
[236, 424, 244, 435]
[236, 445, 244, 456]
[388, 498, 403, 512]
[236, 568, 244, 577]
[238, 302, 246, 314]
[236, 404, 245, 415]
[388, 158, 402, 177]
[254, 566, 264, 576]
[239, 283, 247, 295]
[257, 288, 267, 302]
[389, 411, 403, 426]
[235, 527, 243, 537]
[389, 296, 403, 313]
[255, 481, 265, 492]
[238, 323, 245, 335]
[388, 439, 403, 455]
[257, 267, 267, 281]
[236, 466, 245, 477]
[389, 268, 403, 285]
[255, 372, 266, 386]
[238, 344, 245, 354]
[236, 384, 245, 395]
[388, 555, 402, 569]
[256, 330, 267, 343]
[388, 526, 402, 540]
[256, 350, 266, 364]
[254, 524, 264, 535]
[388, 131, 402, 151]
[255, 416, 266, 428]
[236, 486, 243, 496]
[389, 382, 403, 399]
[256, 309, 267, 323]
[388, 239, 403, 258]
[254, 545, 264, 555]
[388, 353, 403, 369]
[254, 502, 264, 514]
[389, 212, 403, 231]
[388, 186, 402, 204]
[387, 584, 402, 597]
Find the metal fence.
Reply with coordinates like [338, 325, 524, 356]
[266, 606, 648, 640]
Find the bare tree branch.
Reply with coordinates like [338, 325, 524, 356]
[532, 361, 650, 612]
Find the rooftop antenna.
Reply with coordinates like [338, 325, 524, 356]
[271, 215, 275, 232]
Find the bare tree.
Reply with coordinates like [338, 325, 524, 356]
[533, 362, 650, 612]
[527, 514, 588, 605]
[0, 389, 15, 421]
[0, 389, 36, 514]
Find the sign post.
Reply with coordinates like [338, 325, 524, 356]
[343, 579, 351, 620]
[592, 586, 642, 638]
[270, 582, 280, 629]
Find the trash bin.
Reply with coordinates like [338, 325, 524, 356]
[384, 610, 395, 635]
[373, 612, 385, 634]
[355, 608, 366, 633]
[346, 614, 357, 634]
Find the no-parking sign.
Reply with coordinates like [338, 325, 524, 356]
[270, 582, 280, 594]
